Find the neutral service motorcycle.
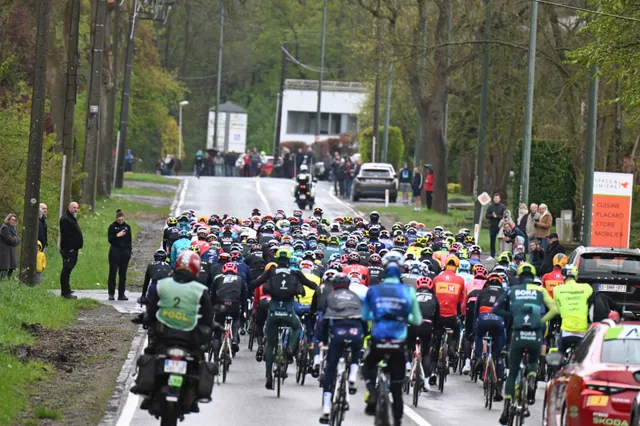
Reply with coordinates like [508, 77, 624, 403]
[291, 175, 317, 210]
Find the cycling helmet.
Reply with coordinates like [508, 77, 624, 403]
[458, 259, 471, 274]
[251, 244, 263, 253]
[175, 251, 201, 275]
[517, 262, 536, 277]
[347, 252, 361, 264]
[302, 250, 315, 261]
[154, 249, 167, 260]
[189, 244, 201, 253]
[329, 253, 342, 263]
[473, 264, 488, 278]
[222, 262, 238, 275]
[416, 276, 434, 291]
[562, 264, 578, 279]
[340, 254, 349, 264]
[369, 211, 380, 223]
[420, 247, 433, 257]
[197, 228, 208, 239]
[328, 235, 340, 246]
[378, 248, 389, 258]
[323, 269, 339, 282]
[492, 264, 507, 274]
[275, 247, 292, 260]
[553, 253, 568, 268]
[380, 230, 390, 239]
[405, 252, 417, 262]
[293, 241, 306, 252]
[167, 217, 178, 226]
[382, 251, 404, 268]
[498, 251, 513, 264]
[314, 249, 325, 260]
[313, 207, 324, 217]
[211, 241, 221, 250]
[445, 255, 460, 270]
[369, 253, 382, 265]
[230, 251, 242, 261]
[178, 230, 191, 239]
[218, 252, 231, 263]
[206, 234, 217, 243]
[486, 273, 503, 286]
[332, 273, 350, 289]
[394, 236, 406, 246]
[300, 259, 314, 273]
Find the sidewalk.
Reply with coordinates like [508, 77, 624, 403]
[51, 290, 144, 314]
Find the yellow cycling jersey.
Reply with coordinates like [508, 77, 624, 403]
[406, 246, 422, 259]
[553, 279, 593, 333]
[297, 272, 319, 305]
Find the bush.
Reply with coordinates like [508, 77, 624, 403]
[359, 126, 405, 169]
[448, 183, 462, 194]
[513, 139, 576, 218]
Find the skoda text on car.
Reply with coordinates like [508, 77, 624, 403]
[351, 163, 398, 202]
[544, 321, 640, 426]
[568, 247, 640, 319]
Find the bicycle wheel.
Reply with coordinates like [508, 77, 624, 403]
[276, 362, 282, 398]
[375, 382, 392, 426]
[300, 347, 307, 386]
[222, 352, 229, 384]
[248, 323, 255, 352]
[331, 376, 346, 426]
[438, 365, 445, 393]
[412, 368, 421, 407]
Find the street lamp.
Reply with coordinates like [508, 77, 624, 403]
[179, 100, 189, 160]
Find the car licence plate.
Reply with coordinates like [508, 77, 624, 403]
[299, 194, 306, 200]
[164, 359, 187, 374]
[367, 179, 386, 184]
[598, 284, 627, 293]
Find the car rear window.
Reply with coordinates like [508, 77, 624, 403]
[579, 253, 640, 277]
[601, 339, 640, 364]
[360, 169, 391, 178]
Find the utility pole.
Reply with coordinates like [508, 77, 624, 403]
[381, 49, 393, 163]
[314, 0, 328, 160]
[442, 3, 452, 150]
[473, 0, 492, 226]
[213, 0, 225, 151]
[413, 0, 428, 168]
[581, 65, 599, 246]
[273, 46, 287, 158]
[372, 19, 382, 162]
[60, 0, 81, 217]
[518, 0, 539, 206]
[114, 0, 138, 189]
[81, 0, 107, 210]
[20, 0, 52, 284]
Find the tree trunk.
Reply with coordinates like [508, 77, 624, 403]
[615, 79, 623, 172]
[98, 3, 116, 197]
[180, 0, 191, 77]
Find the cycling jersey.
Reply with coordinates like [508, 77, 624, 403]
[433, 270, 466, 317]
[465, 278, 486, 303]
[541, 268, 564, 298]
[493, 283, 557, 330]
[342, 263, 370, 286]
[553, 279, 593, 333]
[297, 272, 319, 305]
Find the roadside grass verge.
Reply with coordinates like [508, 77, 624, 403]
[0, 283, 97, 424]
[41, 197, 170, 291]
[113, 186, 174, 198]
[124, 172, 179, 186]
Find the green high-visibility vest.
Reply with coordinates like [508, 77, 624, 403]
[156, 278, 208, 331]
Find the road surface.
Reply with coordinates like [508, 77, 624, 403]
[116, 176, 543, 426]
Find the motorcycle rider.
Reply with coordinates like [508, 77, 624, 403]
[139, 249, 172, 305]
[294, 164, 313, 202]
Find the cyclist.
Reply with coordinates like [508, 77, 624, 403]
[408, 276, 439, 392]
[430, 255, 466, 386]
[251, 248, 317, 390]
[297, 259, 319, 344]
[244, 243, 267, 280]
[169, 230, 192, 267]
[210, 262, 246, 360]
[541, 253, 567, 299]
[318, 273, 364, 424]
[368, 253, 385, 285]
[342, 252, 370, 286]
[311, 268, 339, 374]
[553, 264, 593, 353]
[493, 263, 558, 425]
[361, 253, 422, 425]
[139, 249, 172, 305]
[472, 272, 506, 401]
[462, 264, 488, 374]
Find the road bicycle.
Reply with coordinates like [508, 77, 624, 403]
[218, 316, 233, 384]
[275, 326, 291, 398]
[296, 312, 310, 385]
[374, 348, 396, 426]
[508, 348, 533, 426]
[437, 328, 454, 393]
[329, 342, 354, 426]
[407, 337, 425, 407]
[481, 334, 498, 410]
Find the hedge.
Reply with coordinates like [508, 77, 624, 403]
[359, 126, 405, 169]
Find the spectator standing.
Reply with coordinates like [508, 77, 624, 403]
[344, 158, 354, 198]
[35, 241, 46, 284]
[124, 149, 134, 172]
[534, 203, 553, 248]
[412, 167, 423, 212]
[398, 162, 413, 205]
[0, 213, 20, 279]
[539, 233, 565, 276]
[242, 150, 251, 177]
[107, 209, 133, 301]
[250, 147, 261, 177]
[497, 209, 512, 253]
[38, 203, 48, 252]
[526, 203, 540, 241]
[528, 240, 544, 273]
[516, 203, 529, 252]
[282, 147, 292, 178]
[337, 158, 346, 196]
[423, 166, 434, 209]
[331, 153, 340, 195]
[502, 221, 526, 253]
[174, 157, 182, 176]
[214, 152, 224, 176]
[485, 193, 506, 258]
[59, 202, 83, 299]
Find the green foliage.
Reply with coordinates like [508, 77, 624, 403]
[359, 126, 405, 169]
[160, 117, 181, 159]
[124, 173, 179, 186]
[513, 139, 576, 218]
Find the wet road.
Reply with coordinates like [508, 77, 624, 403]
[116, 176, 542, 426]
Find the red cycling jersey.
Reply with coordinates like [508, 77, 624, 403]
[433, 270, 466, 317]
[194, 240, 210, 255]
[252, 284, 271, 313]
[342, 264, 370, 286]
[542, 268, 564, 299]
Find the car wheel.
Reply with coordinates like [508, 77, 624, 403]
[390, 196, 397, 203]
[352, 193, 359, 202]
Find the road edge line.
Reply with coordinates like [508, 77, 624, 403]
[403, 404, 434, 426]
[100, 329, 147, 426]
[174, 178, 188, 216]
[326, 186, 365, 217]
[256, 179, 272, 213]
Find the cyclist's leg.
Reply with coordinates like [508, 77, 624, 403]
[323, 325, 344, 394]
[212, 312, 226, 363]
[231, 311, 241, 352]
[389, 347, 407, 424]
[500, 332, 522, 424]
[362, 341, 383, 408]
[264, 312, 280, 380]
[255, 299, 269, 345]
[348, 323, 364, 385]
[419, 323, 433, 383]
[287, 310, 301, 352]
[523, 331, 543, 404]
[558, 334, 582, 354]
[490, 316, 507, 400]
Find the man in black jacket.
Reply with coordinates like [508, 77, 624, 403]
[539, 233, 565, 276]
[59, 202, 83, 299]
[107, 209, 133, 300]
[485, 193, 506, 258]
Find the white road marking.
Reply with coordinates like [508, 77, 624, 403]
[256, 179, 272, 213]
[174, 178, 189, 216]
[115, 336, 149, 426]
[403, 404, 434, 426]
[326, 187, 365, 217]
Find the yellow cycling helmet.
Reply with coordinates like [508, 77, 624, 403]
[553, 253, 568, 268]
[517, 262, 536, 277]
[445, 255, 460, 270]
[275, 248, 292, 259]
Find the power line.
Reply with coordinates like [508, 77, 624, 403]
[535, 0, 640, 23]
[281, 46, 345, 73]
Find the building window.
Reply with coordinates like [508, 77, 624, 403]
[346, 114, 358, 133]
[287, 111, 355, 135]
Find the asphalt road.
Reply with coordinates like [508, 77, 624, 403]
[116, 176, 542, 426]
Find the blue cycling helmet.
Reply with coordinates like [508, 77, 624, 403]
[458, 259, 471, 274]
[178, 230, 191, 239]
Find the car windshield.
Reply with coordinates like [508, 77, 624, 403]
[360, 169, 390, 178]
[601, 339, 640, 364]
[579, 253, 640, 276]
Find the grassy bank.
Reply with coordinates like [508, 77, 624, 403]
[41, 197, 170, 291]
[124, 172, 180, 186]
[0, 283, 98, 424]
[113, 186, 175, 198]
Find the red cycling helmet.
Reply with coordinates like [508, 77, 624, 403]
[175, 251, 201, 276]
[416, 276, 434, 291]
[340, 254, 349, 265]
[347, 252, 361, 264]
[369, 253, 382, 265]
[473, 265, 488, 278]
[222, 262, 238, 275]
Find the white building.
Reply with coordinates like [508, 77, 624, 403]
[281, 79, 366, 145]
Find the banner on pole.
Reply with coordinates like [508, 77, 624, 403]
[591, 171, 633, 248]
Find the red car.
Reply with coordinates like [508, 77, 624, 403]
[544, 320, 640, 426]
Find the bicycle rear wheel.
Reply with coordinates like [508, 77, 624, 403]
[248, 323, 255, 351]
[412, 369, 421, 407]
[438, 366, 445, 393]
[222, 352, 230, 383]
[375, 383, 392, 426]
[331, 376, 346, 426]
[277, 362, 282, 398]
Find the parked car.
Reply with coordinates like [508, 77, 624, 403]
[351, 163, 397, 202]
[544, 320, 640, 426]
[568, 246, 640, 319]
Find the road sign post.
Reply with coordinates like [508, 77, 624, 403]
[475, 191, 491, 245]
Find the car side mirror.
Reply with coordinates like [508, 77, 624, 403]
[546, 351, 565, 367]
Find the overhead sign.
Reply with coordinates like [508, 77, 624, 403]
[591, 171, 633, 248]
[477, 192, 491, 206]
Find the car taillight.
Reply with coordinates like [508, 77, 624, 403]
[584, 381, 628, 395]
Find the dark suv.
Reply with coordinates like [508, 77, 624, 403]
[569, 246, 640, 318]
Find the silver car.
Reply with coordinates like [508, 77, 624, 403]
[352, 163, 398, 202]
